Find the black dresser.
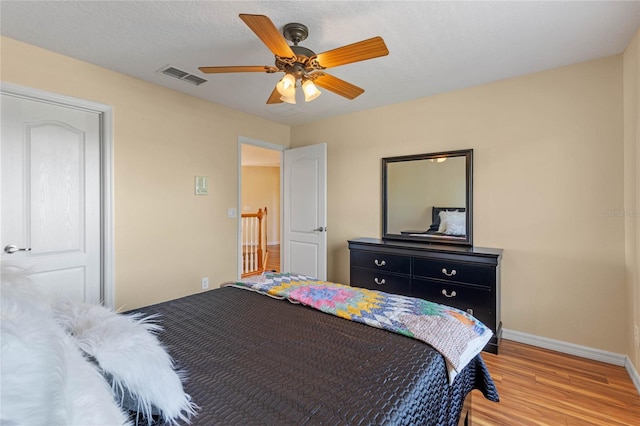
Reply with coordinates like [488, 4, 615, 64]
[348, 237, 502, 354]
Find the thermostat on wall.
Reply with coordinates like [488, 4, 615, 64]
[195, 176, 208, 195]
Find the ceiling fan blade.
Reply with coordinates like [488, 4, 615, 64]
[239, 14, 295, 58]
[266, 86, 284, 104]
[198, 66, 275, 74]
[313, 73, 364, 100]
[314, 36, 389, 69]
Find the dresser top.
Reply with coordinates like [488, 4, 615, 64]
[348, 237, 503, 258]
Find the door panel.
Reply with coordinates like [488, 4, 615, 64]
[30, 122, 85, 253]
[1, 94, 101, 303]
[289, 241, 319, 279]
[290, 157, 319, 231]
[283, 144, 327, 280]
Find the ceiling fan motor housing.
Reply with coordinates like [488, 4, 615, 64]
[279, 23, 319, 77]
[276, 45, 318, 77]
[291, 45, 315, 58]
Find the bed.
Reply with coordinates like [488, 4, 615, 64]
[402, 207, 467, 237]
[127, 273, 499, 425]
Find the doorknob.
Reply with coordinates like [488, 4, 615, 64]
[3, 245, 32, 254]
[313, 227, 327, 232]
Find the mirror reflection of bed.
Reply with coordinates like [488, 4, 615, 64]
[383, 150, 472, 246]
[401, 206, 467, 238]
[386, 155, 467, 237]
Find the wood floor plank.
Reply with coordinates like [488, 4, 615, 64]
[472, 340, 640, 425]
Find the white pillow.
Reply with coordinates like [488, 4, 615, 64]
[438, 210, 466, 235]
[53, 301, 198, 425]
[1, 267, 130, 426]
[437, 210, 452, 233]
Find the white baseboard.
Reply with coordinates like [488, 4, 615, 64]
[626, 357, 640, 395]
[502, 329, 626, 366]
[502, 329, 640, 395]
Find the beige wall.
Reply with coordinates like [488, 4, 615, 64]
[623, 28, 640, 371]
[291, 56, 628, 354]
[241, 166, 280, 244]
[1, 37, 290, 309]
[3, 34, 638, 360]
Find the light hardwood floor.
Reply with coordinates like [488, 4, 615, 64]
[472, 340, 640, 425]
[265, 244, 280, 273]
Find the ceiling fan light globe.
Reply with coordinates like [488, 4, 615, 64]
[280, 93, 296, 104]
[302, 80, 321, 102]
[276, 74, 296, 97]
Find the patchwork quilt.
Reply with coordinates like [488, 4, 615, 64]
[228, 272, 492, 381]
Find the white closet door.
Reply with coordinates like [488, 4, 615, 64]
[1, 93, 101, 303]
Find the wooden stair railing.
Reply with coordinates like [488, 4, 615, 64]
[241, 207, 268, 277]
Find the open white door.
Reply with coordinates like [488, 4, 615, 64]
[283, 143, 327, 280]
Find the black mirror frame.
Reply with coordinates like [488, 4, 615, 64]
[382, 149, 473, 246]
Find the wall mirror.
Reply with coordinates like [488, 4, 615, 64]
[382, 149, 473, 246]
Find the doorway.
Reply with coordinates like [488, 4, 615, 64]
[237, 138, 328, 281]
[238, 138, 283, 278]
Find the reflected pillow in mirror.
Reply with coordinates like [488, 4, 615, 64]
[438, 211, 466, 235]
[437, 211, 452, 233]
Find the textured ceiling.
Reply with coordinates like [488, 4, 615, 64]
[1, 1, 639, 126]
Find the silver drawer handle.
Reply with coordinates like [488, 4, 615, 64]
[374, 259, 386, 267]
[374, 277, 386, 285]
[441, 289, 457, 298]
[441, 268, 457, 277]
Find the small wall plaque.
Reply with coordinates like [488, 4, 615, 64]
[195, 176, 208, 195]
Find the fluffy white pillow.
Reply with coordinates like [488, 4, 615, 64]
[1, 267, 130, 426]
[53, 301, 198, 425]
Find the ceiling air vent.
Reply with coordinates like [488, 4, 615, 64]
[182, 74, 208, 86]
[158, 65, 207, 86]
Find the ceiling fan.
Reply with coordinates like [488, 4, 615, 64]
[199, 14, 389, 105]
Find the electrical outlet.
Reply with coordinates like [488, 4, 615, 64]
[201, 277, 209, 290]
[635, 325, 639, 348]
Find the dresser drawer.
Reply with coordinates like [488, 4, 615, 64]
[350, 250, 411, 274]
[412, 278, 492, 327]
[349, 238, 502, 353]
[351, 267, 412, 297]
[412, 257, 495, 287]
